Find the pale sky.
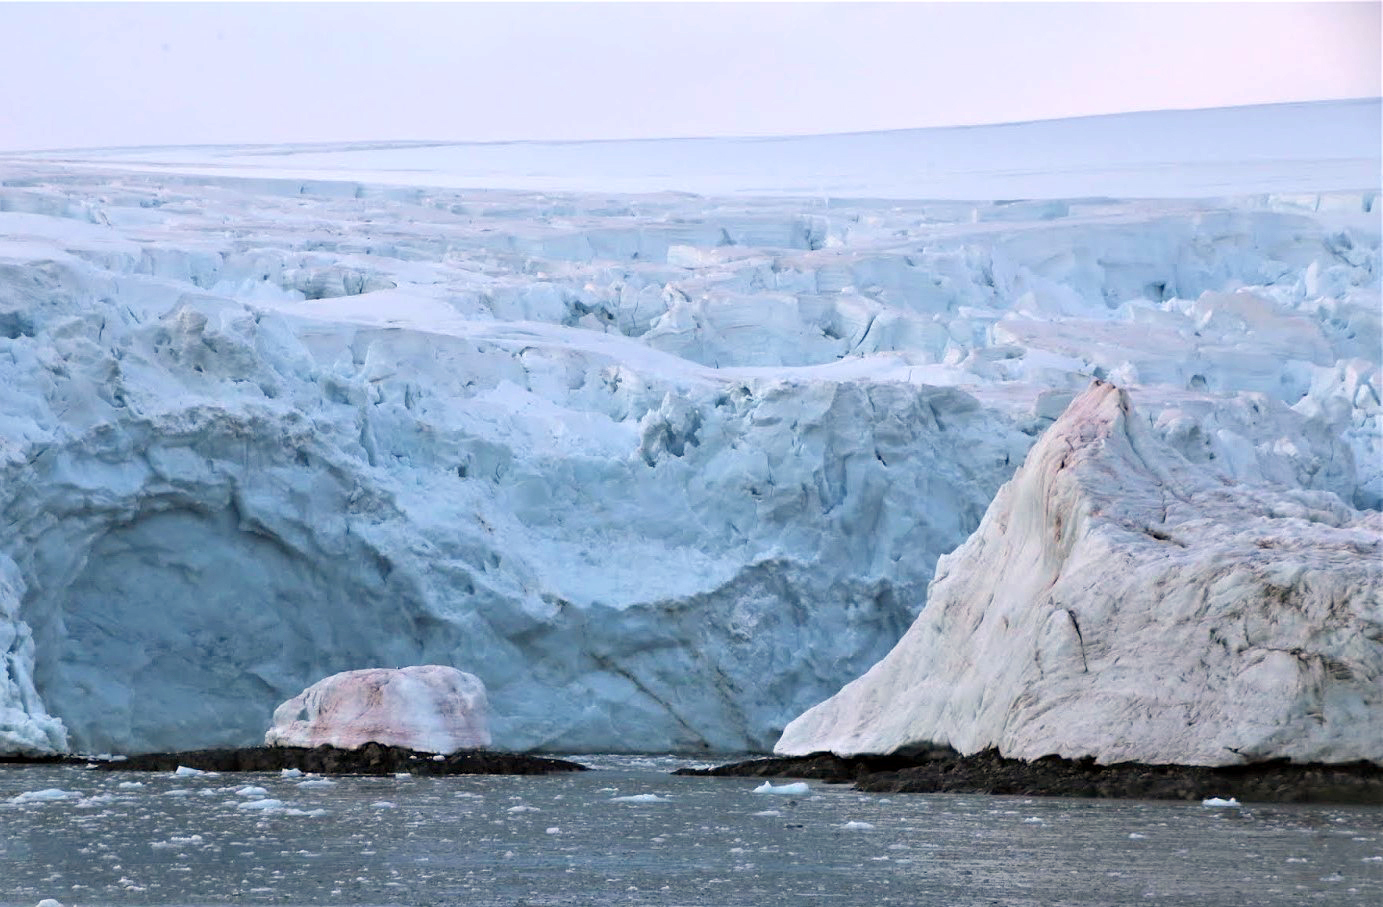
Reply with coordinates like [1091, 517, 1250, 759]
[1, 1, 1378, 151]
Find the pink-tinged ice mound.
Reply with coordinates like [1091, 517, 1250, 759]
[264, 666, 490, 753]
[776, 381, 1383, 767]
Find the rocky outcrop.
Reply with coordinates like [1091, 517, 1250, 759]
[680, 750, 1383, 804]
[777, 381, 1383, 766]
[265, 666, 490, 753]
[95, 742, 584, 776]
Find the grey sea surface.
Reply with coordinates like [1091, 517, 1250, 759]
[2, 756, 1381, 906]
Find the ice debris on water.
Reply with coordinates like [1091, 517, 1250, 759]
[233, 798, 326, 817]
[10, 789, 79, 804]
[842, 821, 875, 830]
[753, 781, 810, 795]
[297, 779, 336, 789]
[35, 900, 65, 907]
[117, 781, 144, 789]
[237, 798, 285, 811]
[1202, 797, 1241, 807]
[280, 768, 304, 778]
[235, 785, 270, 798]
[611, 794, 669, 803]
[174, 765, 213, 777]
[371, 801, 396, 809]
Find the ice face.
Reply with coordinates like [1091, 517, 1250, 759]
[0, 104, 1378, 755]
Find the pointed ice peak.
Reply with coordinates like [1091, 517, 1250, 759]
[777, 383, 1382, 766]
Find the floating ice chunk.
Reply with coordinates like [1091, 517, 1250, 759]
[507, 805, 540, 813]
[174, 766, 204, 776]
[170, 835, 203, 844]
[1202, 797, 1241, 807]
[235, 786, 270, 798]
[611, 794, 669, 803]
[9, 789, 78, 804]
[753, 781, 810, 795]
[265, 665, 490, 751]
[280, 769, 304, 778]
[1022, 817, 1044, 824]
[1129, 833, 1148, 839]
[842, 821, 875, 830]
[237, 798, 285, 811]
[117, 781, 144, 789]
[752, 809, 783, 817]
[432, 754, 445, 761]
[545, 827, 561, 834]
[371, 801, 395, 808]
[36, 899, 65, 907]
[393, 772, 411, 780]
[281, 807, 329, 817]
[297, 779, 335, 789]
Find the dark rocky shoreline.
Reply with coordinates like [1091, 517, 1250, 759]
[5, 743, 587, 776]
[675, 747, 1383, 805]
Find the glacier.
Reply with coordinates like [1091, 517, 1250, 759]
[0, 100, 1379, 756]
[776, 382, 1383, 765]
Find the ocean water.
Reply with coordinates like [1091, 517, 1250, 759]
[2, 757, 1381, 906]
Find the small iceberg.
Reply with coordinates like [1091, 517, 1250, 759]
[1201, 796, 1241, 807]
[611, 794, 669, 803]
[753, 781, 810, 795]
[9, 788, 79, 804]
[237, 798, 286, 811]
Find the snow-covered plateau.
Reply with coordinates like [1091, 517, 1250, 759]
[0, 100, 1379, 758]
[776, 382, 1382, 765]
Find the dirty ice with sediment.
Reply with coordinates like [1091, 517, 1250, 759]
[0, 99, 1378, 761]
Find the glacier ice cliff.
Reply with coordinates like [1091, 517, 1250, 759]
[776, 382, 1383, 766]
[0, 156, 1377, 755]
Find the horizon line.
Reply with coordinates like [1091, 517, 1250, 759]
[4, 96, 1378, 159]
